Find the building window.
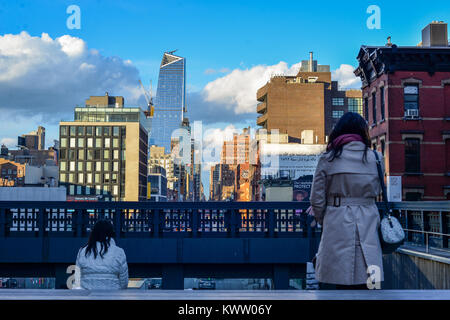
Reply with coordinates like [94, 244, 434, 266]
[381, 139, 386, 156]
[60, 138, 67, 148]
[60, 162, 67, 171]
[78, 149, 84, 160]
[77, 162, 83, 171]
[332, 98, 345, 106]
[405, 138, 420, 173]
[77, 127, 84, 136]
[69, 161, 75, 172]
[348, 98, 363, 115]
[332, 110, 344, 118]
[86, 126, 93, 136]
[372, 92, 376, 124]
[380, 86, 385, 120]
[70, 126, 76, 136]
[60, 126, 67, 136]
[404, 85, 419, 117]
[364, 97, 369, 121]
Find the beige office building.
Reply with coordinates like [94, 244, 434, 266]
[59, 95, 148, 201]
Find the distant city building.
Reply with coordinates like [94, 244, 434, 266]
[256, 52, 363, 144]
[148, 165, 167, 202]
[8, 147, 57, 167]
[18, 126, 45, 150]
[151, 51, 186, 153]
[149, 145, 176, 190]
[354, 21, 450, 200]
[59, 95, 148, 201]
[0, 158, 57, 187]
[0, 159, 26, 186]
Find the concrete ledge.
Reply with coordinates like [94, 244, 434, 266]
[397, 245, 450, 265]
[0, 289, 449, 300]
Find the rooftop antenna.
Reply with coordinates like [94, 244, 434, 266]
[167, 49, 178, 55]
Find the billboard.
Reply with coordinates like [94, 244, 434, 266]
[260, 144, 326, 202]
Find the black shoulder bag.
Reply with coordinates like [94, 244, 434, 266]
[373, 150, 405, 254]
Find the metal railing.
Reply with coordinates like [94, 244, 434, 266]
[390, 201, 450, 252]
[0, 201, 319, 238]
[0, 201, 448, 247]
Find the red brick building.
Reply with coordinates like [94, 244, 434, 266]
[354, 22, 450, 200]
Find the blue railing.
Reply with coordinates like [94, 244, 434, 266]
[0, 201, 319, 238]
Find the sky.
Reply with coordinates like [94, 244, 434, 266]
[1, 0, 450, 197]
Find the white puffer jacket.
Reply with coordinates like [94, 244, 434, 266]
[76, 238, 129, 290]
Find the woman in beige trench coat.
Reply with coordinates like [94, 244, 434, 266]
[310, 112, 384, 289]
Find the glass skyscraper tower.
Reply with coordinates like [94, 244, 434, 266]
[150, 51, 186, 153]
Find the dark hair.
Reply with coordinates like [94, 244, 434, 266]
[84, 220, 115, 259]
[326, 112, 371, 162]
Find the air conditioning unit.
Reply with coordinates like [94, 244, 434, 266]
[405, 109, 419, 118]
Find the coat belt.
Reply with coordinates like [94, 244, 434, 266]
[326, 196, 376, 207]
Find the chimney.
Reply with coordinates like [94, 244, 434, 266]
[309, 52, 313, 72]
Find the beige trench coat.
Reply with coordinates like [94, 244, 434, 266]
[310, 141, 384, 285]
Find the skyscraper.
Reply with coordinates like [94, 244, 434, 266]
[150, 51, 186, 153]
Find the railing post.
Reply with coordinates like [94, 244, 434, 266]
[75, 208, 82, 237]
[442, 212, 448, 249]
[38, 207, 45, 238]
[268, 209, 275, 238]
[114, 209, 121, 239]
[153, 209, 160, 238]
[230, 208, 237, 237]
[0, 208, 5, 237]
[192, 209, 198, 238]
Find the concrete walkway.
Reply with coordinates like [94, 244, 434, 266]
[0, 289, 449, 300]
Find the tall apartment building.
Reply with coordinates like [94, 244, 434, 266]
[59, 95, 148, 201]
[354, 21, 450, 200]
[256, 52, 363, 143]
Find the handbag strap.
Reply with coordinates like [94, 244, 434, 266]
[372, 150, 391, 217]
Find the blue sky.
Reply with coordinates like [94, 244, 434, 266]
[1, 0, 449, 197]
[2, 0, 450, 88]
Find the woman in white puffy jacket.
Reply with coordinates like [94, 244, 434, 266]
[76, 220, 129, 290]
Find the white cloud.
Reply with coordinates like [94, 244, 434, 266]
[0, 32, 145, 114]
[331, 64, 361, 89]
[195, 62, 361, 121]
[0, 31, 146, 146]
[202, 61, 301, 114]
[0, 138, 16, 148]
